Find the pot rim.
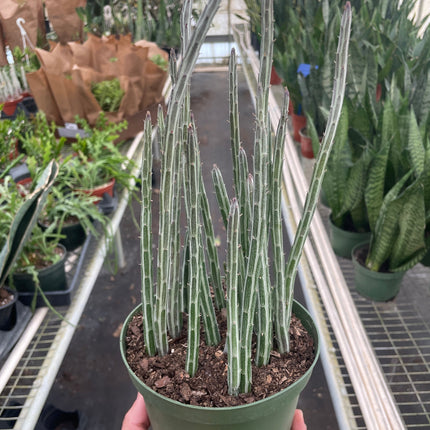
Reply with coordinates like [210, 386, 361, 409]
[351, 242, 406, 279]
[13, 243, 67, 277]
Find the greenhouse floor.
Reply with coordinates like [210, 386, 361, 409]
[44, 70, 339, 429]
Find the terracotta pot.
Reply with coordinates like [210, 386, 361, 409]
[78, 178, 116, 201]
[270, 66, 282, 85]
[291, 112, 306, 143]
[299, 127, 314, 159]
[16, 176, 33, 197]
[2, 95, 24, 116]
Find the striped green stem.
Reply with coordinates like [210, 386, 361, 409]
[272, 89, 290, 352]
[156, 0, 222, 356]
[238, 147, 250, 257]
[185, 124, 201, 377]
[226, 198, 241, 395]
[239, 0, 274, 391]
[140, 113, 157, 356]
[284, 2, 352, 351]
[200, 174, 226, 309]
[212, 165, 230, 228]
[229, 48, 241, 196]
[191, 118, 220, 345]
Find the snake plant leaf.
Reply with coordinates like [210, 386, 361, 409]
[349, 100, 374, 146]
[365, 99, 393, 232]
[365, 138, 390, 233]
[389, 178, 426, 271]
[339, 150, 369, 218]
[408, 109, 425, 177]
[424, 145, 430, 213]
[366, 169, 413, 272]
[0, 160, 58, 287]
[413, 70, 430, 126]
[322, 103, 349, 223]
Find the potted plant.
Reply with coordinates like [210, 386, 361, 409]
[0, 65, 25, 117]
[9, 223, 68, 307]
[65, 113, 136, 202]
[39, 187, 107, 251]
[119, 0, 351, 429]
[0, 119, 26, 181]
[319, 98, 372, 258]
[351, 93, 429, 301]
[0, 161, 58, 330]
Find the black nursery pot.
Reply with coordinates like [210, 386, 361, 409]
[0, 287, 18, 331]
[39, 220, 87, 251]
[57, 222, 87, 251]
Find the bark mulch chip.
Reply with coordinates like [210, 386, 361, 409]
[125, 310, 315, 407]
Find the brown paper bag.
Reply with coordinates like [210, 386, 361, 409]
[26, 68, 62, 124]
[44, 0, 85, 43]
[0, 22, 8, 66]
[27, 35, 168, 127]
[0, 0, 46, 53]
[135, 40, 168, 110]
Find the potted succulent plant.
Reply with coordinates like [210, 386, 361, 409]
[351, 93, 429, 301]
[319, 98, 372, 258]
[0, 161, 58, 330]
[119, 0, 351, 429]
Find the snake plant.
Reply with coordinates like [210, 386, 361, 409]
[364, 87, 429, 272]
[138, 0, 351, 395]
[0, 161, 58, 294]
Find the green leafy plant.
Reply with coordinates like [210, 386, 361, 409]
[318, 97, 372, 233]
[362, 89, 429, 273]
[39, 186, 108, 241]
[20, 112, 67, 170]
[150, 54, 168, 72]
[76, 0, 132, 37]
[64, 113, 135, 191]
[12, 46, 40, 74]
[135, 0, 189, 48]
[91, 78, 125, 112]
[128, 0, 351, 398]
[0, 162, 58, 305]
[12, 223, 64, 275]
[0, 119, 23, 176]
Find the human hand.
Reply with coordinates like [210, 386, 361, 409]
[291, 409, 307, 430]
[122, 393, 306, 430]
[121, 393, 150, 430]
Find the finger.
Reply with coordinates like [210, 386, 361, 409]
[121, 393, 151, 430]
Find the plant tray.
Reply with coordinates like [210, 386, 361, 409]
[0, 301, 32, 361]
[16, 280, 77, 308]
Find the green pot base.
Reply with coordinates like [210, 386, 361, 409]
[352, 244, 405, 301]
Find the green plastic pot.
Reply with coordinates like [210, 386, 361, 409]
[11, 244, 68, 293]
[352, 243, 405, 302]
[329, 218, 371, 259]
[120, 300, 320, 430]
